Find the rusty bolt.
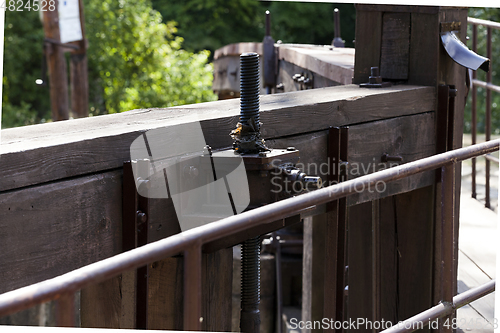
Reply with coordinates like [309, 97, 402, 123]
[137, 210, 147, 224]
[381, 154, 403, 163]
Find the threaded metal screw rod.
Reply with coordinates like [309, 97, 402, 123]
[240, 52, 261, 133]
[240, 236, 261, 333]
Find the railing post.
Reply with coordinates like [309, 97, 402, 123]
[371, 199, 381, 332]
[56, 293, 75, 327]
[184, 244, 202, 331]
[440, 165, 456, 332]
[485, 27, 492, 209]
[471, 24, 478, 199]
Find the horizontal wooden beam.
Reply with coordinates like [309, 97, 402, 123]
[0, 85, 435, 192]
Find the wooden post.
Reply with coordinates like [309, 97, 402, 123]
[42, 2, 69, 121]
[352, 4, 467, 324]
[69, 0, 88, 118]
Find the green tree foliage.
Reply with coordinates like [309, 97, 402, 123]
[465, 8, 500, 134]
[2, 0, 216, 128]
[2, 9, 50, 128]
[151, 0, 356, 56]
[85, 0, 216, 115]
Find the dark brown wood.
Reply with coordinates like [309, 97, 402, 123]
[353, 8, 382, 84]
[301, 216, 313, 333]
[201, 247, 233, 331]
[183, 246, 202, 330]
[0, 85, 435, 193]
[81, 278, 122, 328]
[380, 13, 411, 80]
[70, 53, 89, 118]
[56, 293, 75, 327]
[42, 2, 69, 121]
[346, 112, 436, 206]
[0, 170, 122, 294]
[408, 13, 440, 86]
[69, 0, 88, 118]
[147, 258, 184, 330]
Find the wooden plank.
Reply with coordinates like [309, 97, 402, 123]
[277, 45, 354, 85]
[408, 12, 440, 86]
[81, 277, 122, 328]
[0, 170, 122, 294]
[276, 60, 339, 94]
[201, 247, 233, 331]
[355, 5, 440, 14]
[348, 187, 434, 327]
[457, 251, 495, 323]
[353, 8, 382, 84]
[346, 112, 436, 205]
[147, 258, 184, 330]
[0, 85, 435, 193]
[380, 13, 411, 80]
[213, 42, 262, 60]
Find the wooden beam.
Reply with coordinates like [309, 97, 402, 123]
[69, 0, 88, 119]
[0, 170, 122, 294]
[42, 1, 69, 121]
[0, 85, 435, 193]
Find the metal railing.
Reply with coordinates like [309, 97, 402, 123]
[468, 17, 500, 209]
[0, 139, 498, 330]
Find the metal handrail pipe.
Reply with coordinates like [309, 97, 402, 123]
[379, 279, 496, 333]
[0, 139, 498, 318]
[468, 17, 500, 30]
[472, 79, 500, 94]
[485, 154, 499, 163]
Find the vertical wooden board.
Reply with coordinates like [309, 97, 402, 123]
[202, 247, 233, 332]
[80, 277, 122, 328]
[380, 13, 411, 80]
[147, 198, 181, 243]
[408, 12, 440, 86]
[353, 7, 382, 84]
[437, 8, 468, 300]
[346, 201, 372, 323]
[312, 214, 327, 328]
[379, 196, 398, 323]
[0, 170, 122, 294]
[147, 257, 184, 330]
[394, 186, 434, 325]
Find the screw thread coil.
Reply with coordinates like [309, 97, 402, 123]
[240, 52, 260, 132]
[241, 236, 261, 308]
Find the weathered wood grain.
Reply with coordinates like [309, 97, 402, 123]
[0, 170, 122, 294]
[277, 45, 354, 85]
[380, 13, 411, 80]
[346, 112, 436, 205]
[353, 8, 382, 84]
[0, 85, 435, 193]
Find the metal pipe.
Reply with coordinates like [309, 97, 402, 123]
[440, 165, 455, 332]
[379, 279, 495, 333]
[0, 140, 498, 318]
[471, 25, 478, 199]
[472, 79, 500, 93]
[467, 17, 500, 30]
[485, 154, 499, 163]
[485, 27, 492, 209]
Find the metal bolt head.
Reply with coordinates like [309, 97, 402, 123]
[137, 211, 147, 224]
[287, 147, 296, 151]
